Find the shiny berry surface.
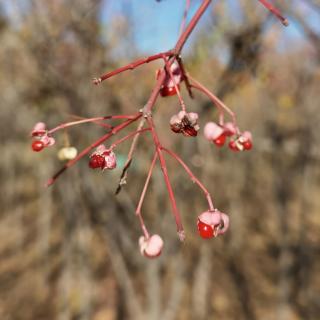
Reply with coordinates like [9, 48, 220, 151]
[89, 154, 105, 169]
[228, 140, 239, 152]
[213, 134, 226, 147]
[32, 140, 44, 152]
[197, 220, 214, 239]
[243, 140, 253, 150]
[160, 86, 178, 97]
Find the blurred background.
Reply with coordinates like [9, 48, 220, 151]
[1, 0, 320, 319]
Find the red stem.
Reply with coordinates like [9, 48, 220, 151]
[162, 147, 214, 211]
[135, 152, 158, 239]
[93, 51, 173, 85]
[163, 56, 186, 112]
[48, 114, 137, 134]
[177, 56, 194, 98]
[66, 114, 113, 130]
[258, 0, 289, 26]
[46, 113, 142, 187]
[110, 128, 150, 150]
[147, 117, 185, 241]
[179, 0, 191, 36]
[189, 74, 238, 130]
[174, 0, 212, 55]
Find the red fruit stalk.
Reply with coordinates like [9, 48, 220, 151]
[30, 0, 288, 257]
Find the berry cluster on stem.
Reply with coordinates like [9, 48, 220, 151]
[30, 0, 288, 258]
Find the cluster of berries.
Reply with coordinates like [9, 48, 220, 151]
[204, 121, 252, 151]
[31, 122, 55, 152]
[170, 111, 199, 137]
[88, 145, 117, 170]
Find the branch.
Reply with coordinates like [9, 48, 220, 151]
[188, 74, 238, 130]
[258, 0, 289, 26]
[46, 113, 142, 187]
[148, 117, 185, 241]
[48, 114, 137, 134]
[93, 50, 173, 85]
[135, 151, 158, 238]
[162, 147, 214, 211]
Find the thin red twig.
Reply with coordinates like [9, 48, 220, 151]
[162, 147, 214, 211]
[48, 114, 137, 134]
[147, 117, 185, 241]
[179, 0, 191, 36]
[66, 114, 113, 130]
[174, 0, 212, 55]
[163, 56, 186, 112]
[258, 0, 289, 26]
[189, 74, 238, 130]
[135, 151, 158, 239]
[110, 128, 150, 150]
[115, 119, 146, 195]
[177, 56, 194, 99]
[93, 51, 173, 85]
[46, 113, 142, 187]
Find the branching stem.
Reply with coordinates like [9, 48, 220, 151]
[162, 147, 214, 211]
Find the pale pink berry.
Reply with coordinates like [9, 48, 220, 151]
[139, 234, 164, 258]
[241, 131, 252, 142]
[31, 122, 47, 137]
[223, 122, 237, 136]
[204, 122, 224, 141]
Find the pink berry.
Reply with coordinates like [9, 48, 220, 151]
[197, 220, 214, 239]
[32, 140, 44, 152]
[204, 122, 224, 141]
[89, 154, 105, 169]
[223, 122, 237, 136]
[139, 234, 164, 258]
[31, 122, 47, 137]
[213, 133, 226, 147]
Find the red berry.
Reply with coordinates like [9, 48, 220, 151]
[213, 133, 226, 147]
[183, 126, 198, 137]
[228, 140, 239, 152]
[32, 140, 44, 152]
[243, 140, 252, 150]
[197, 220, 214, 239]
[160, 85, 178, 97]
[89, 154, 105, 169]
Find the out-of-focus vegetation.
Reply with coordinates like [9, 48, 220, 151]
[0, 1, 320, 319]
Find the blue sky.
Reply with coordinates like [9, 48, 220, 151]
[100, 0, 206, 53]
[100, 0, 320, 54]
